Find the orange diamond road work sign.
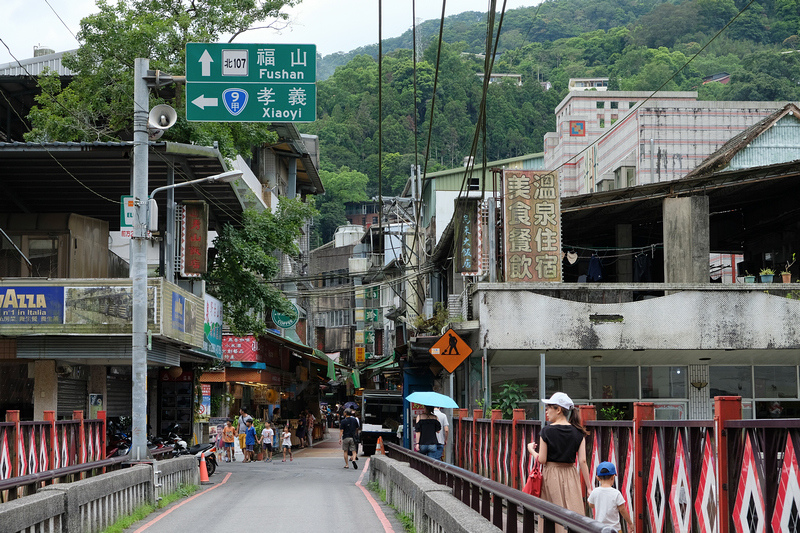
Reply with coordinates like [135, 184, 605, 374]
[429, 328, 472, 373]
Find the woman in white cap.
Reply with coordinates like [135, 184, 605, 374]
[527, 392, 591, 528]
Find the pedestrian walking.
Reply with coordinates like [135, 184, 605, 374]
[237, 407, 253, 458]
[281, 424, 293, 462]
[221, 419, 235, 462]
[306, 411, 316, 447]
[339, 409, 359, 469]
[296, 413, 307, 448]
[414, 406, 441, 458]
[527, 392, 591, 533]
[588, 462, 634, 532]
[433, 407, 449, 461]
[243, 419, 257, 463]
[260, 421, 274, 462]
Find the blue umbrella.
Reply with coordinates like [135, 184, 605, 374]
[343, 401, 359, 410]
[405, 391, 458, 409]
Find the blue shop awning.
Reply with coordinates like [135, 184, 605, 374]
[227, 361, 267, 369]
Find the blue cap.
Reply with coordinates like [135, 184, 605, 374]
[596, 461, 616, 476]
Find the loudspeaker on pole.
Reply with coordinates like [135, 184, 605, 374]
[148, 104, 178, 130]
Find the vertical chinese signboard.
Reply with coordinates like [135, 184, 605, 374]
[455, 200, 481, 275]
[181, 201, 209, 277]
[503, 170, 562, 282]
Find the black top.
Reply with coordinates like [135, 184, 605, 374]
[340, 417, 359, 439]
[414, 417, 442, 445]
[539, 424, 585, 463]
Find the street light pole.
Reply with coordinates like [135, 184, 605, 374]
[131, 58, 241, 460]
[131, 57, 150, 459]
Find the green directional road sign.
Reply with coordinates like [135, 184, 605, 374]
[185, 43, 316, 123]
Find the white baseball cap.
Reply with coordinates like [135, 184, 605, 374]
[541, 392, 574, 410]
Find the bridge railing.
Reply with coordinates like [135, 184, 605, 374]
[385, 441, 615, 533]
[453, 396, 800, 533]
[1, 409, 108, 502]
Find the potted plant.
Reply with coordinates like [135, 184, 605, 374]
[744, 271, 756, 283]
[760, 267, 775, 283]
[781, 254, 795, 283]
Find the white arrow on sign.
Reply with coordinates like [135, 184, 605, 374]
[192, 95, 218, 109]
[199, 49, 213, 76]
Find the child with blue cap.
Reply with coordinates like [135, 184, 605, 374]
[587, 461, 634, 532]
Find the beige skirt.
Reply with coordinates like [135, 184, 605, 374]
[541, 461, 584, 530]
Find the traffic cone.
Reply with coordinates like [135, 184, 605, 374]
[199, 454, 210, 484]
[376, 436, 385, 455]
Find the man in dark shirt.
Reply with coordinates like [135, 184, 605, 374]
[339, 409, 359, 469]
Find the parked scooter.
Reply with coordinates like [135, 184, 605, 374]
[106, 420, 131, 458]
[160, 423, 215, 475]
[163, 423, 189, 457]
[188, 442, 217, 476]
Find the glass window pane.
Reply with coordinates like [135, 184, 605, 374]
[754, 366, 797, 398]
[491, 366, 538, 399]
[709, 366, 752, 398]
[545, 366, 589, 400]
[755, 400, 800, 418]
[28, 238, 59, 277]
[642, 367, 687, 398]
[591, 367, 638, 399]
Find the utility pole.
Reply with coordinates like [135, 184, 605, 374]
[131, 58, 150, 459]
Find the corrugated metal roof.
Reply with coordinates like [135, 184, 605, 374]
[0, 141, 248, 230]
[728, 114, 800, 170]
[0, 50, 78, 77]
[685, 103, 800, 179]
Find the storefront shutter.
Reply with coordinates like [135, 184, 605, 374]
[57, 377, 87, 418]
[105, 375, 133, 418]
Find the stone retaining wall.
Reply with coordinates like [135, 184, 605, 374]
[0, 457, 198, 533]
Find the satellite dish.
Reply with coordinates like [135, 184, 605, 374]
[148, 104, 177, 130]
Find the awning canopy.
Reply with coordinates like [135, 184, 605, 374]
[361, 353, 398, 371]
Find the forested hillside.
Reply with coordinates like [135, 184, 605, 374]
[305, 0, 800, 245]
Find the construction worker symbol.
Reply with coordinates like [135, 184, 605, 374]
[429, 329, 472, 373]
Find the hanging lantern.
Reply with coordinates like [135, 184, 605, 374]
[167, 366, 183, 379]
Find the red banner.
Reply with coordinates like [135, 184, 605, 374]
[222, 335, 259, 362]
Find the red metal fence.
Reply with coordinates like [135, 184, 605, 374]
[0, 409, 107, 499]
[452, 397, 800, 533]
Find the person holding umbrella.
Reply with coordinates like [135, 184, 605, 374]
[414, 405, 441, 457]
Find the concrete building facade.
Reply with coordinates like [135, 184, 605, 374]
[544, 91, 788, 195]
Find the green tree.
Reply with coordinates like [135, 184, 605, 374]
[313, 166, 370, 243]
[25, 0, 298, 157]
[204, 198, 316, 336]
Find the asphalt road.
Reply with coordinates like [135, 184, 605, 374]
[123, 434, 405, 533]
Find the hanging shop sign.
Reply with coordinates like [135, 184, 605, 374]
[503, 170, 562, 282]
[271, 301, 298, 329]
[455, 199, 481, 275]
[181, 201, 209, 277]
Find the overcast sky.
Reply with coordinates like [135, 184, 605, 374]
[1, 0, 535, 66]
